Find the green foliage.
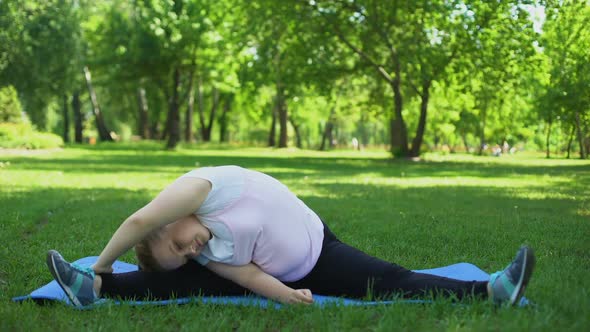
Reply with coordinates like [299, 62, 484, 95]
[534, 0, 590, 158]
[0, 0, 84, 129]
[0, 0, 587, 158]
[0, 123, 63, 149]
[0, 85, 23, 123]
[0, 0, 24, 75]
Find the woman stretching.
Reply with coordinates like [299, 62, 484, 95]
[46, 165, 535, 307]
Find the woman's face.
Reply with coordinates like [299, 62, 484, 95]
[151, 214, 211, 270]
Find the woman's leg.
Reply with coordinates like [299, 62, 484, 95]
[99, 225, 486, 301]
[288, 225, 488, 300]
[100, 260, 249, 300]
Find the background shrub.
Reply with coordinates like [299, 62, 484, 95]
[0, 123, 63, 149]
[0, 85, 23, 124]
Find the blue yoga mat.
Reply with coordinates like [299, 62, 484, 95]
[12, 256, 528, 308]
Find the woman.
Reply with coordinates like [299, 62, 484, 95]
[47, 165, 535, 307]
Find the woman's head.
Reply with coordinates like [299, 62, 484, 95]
[135, 214, 211, 271]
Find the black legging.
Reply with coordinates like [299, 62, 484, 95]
[101, 224, 488, 300]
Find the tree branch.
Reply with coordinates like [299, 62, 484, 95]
[308, 0, 394, 83]
[336, 0, 400, 75]
[408, 80, 422, 98]
[332, 27, 394, 84]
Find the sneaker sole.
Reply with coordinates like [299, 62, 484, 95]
[509, 246, 536, 305]
[46, 250, 83, 307]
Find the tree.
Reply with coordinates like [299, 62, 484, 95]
[539, 0, 590, 159]
[93, 0, 220, 147]
[0, 0, 85, 133]
[304, 1, 542, 157]
[240, 0, 344, 148]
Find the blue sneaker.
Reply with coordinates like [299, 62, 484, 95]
[488, 246, 535, 305]
[46, 250, 98, 307]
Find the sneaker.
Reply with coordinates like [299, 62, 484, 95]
[488, 246, 536, 305]
[46, 250, 98, 307]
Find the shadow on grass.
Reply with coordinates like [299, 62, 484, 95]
[5, 149, 590, 182]
[0, 187, 152, 245]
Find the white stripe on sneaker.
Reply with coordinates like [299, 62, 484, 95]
[510, 248, 527, 304]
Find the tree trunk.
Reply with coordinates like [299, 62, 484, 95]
[62, 94, 70, 143]
[566, 123, 575, 159]
[477, 104, 488, 155]
[358, 113, 369, 147]
[197, 77, 207, 141]
[289, 117, 302, 148]
[165, 67, 181, 149]
[268, 104, 277, 147]
[321, 122, 335, 151]
[584, 116, 590, 156]
[575, 111, 587, 159]
[219, 94, 233, 143]
[270, 40, 288, 148]
[149, 88, 164, 139]
[277, 89, 288, 148]
[389, 67, 409, 157]
[202, 88, 220, 142]
[320, 105, 336, 151]
[137, 87, 149, 139]
[410, 80, 431, 157]
[545, 118, 552, 159]
[184, 76, 195, 142]
[152, 122, 162, 140]
[461, 132, 469, 153]
[207, 87, 220, 142]
[162, 128, 169, 140]
[83, 66, 113, 142]
[149, 105, 160, 138]
[72, 91, 83, 143]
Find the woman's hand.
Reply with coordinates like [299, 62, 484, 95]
[287, 289, 314, 304]
[206, 262, 315, 305]
[92, 264, 113, 274]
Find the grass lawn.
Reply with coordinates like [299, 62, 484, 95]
[1, 143, 589, 331]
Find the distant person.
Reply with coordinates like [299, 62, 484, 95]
[492, 145, 502, 157]
[502, 141, 510, 154]
[351, 137, 359, 151]
[46, 166, 535, 307]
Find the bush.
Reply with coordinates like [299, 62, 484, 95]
[0, 85, 23, 123]
[0, 123, 63, 149]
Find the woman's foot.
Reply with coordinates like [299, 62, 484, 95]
[488, 246, 536, 305]
[46, 250, 98, 307]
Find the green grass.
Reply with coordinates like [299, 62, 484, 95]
[1, 142, 589, 331]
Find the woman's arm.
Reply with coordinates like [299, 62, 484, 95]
[93, 177, 211, 272]
[206, 261, 313, 305]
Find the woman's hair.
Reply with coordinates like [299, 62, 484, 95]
[134, 228, 165, 272]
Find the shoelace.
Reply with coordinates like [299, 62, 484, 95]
[70, 263, 95, 278]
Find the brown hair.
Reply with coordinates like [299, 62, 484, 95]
[134, 228, 165, 272]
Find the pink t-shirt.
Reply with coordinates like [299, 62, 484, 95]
[181, 166, 324, 282]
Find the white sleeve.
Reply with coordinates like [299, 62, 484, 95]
[180, 166, 245, 215]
